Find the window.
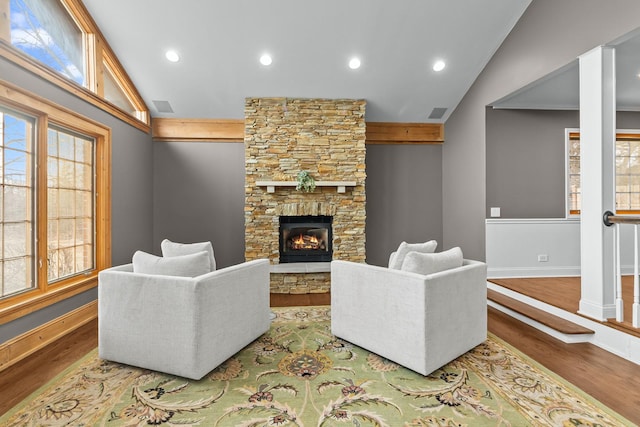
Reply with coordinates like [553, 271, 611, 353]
[46, 126, 95, 283]
[101, 56, 138, 118]
[567, 130, 640, 215]
[0, 0, 149, 129]
[1, 108, 36, 298]
[9, 0, 86, 85]
[0, 81, 110, 322]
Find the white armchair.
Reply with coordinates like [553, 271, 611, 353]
[98, 258, 271, 380]
[331, 258, 487, 376]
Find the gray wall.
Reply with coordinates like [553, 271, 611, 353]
[0, 57, 154, 343]
[486, 108, 577, 218]
[152, 142, 245, 268]
[486, 109, 640, 219]
[618, 112, 640, 133]
[443, 0, 640, 261]
[151, 142, 444, 269]
[365, 144, 443, 266]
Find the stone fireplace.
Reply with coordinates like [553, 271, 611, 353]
[244, 97, 366, 293]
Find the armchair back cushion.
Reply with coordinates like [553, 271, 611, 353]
[132, 250, 211, 277]
[161, 239, 216, 271]
[401, 247, 463, 275]
[388, 240, 437, 269]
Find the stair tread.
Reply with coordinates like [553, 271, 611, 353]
[487, 289, 594, 335]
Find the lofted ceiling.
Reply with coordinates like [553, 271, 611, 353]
[82, 0, 531, 123]
[491, 28, 640, 112]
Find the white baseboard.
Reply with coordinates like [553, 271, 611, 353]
[488, 266, 580, 278]
[489, 265, 637, 279]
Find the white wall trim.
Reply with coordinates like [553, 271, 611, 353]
[486, 218, 639, 278]
[488, 266, 580, 278]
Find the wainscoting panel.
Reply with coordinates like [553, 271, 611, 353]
[486, 218, 638, 278]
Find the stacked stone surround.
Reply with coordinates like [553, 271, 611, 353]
[244, 97, 366, 293]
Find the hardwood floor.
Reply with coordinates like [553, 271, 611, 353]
[490, 276, 640, 337]
[490, 276, 582, 313]
[0, 317, 99, 416]
[270, 292, 330, 307]
[489, 306, 639, 423]
[1, 294, 639, 423]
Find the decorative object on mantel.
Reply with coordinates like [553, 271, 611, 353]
[295, 171, 316, 192]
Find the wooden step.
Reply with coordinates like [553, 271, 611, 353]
[487, 289, 594, 335]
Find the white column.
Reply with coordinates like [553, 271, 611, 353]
[578, 46, 617, 321]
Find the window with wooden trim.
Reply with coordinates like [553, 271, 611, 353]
[0, 81, 110, 323]
[567, 130, 640, 215]
[1, 107, 36, 298]
[0, 0, 149, 129]
[101, 56, 138, 118]
[9, 0, 86, 85]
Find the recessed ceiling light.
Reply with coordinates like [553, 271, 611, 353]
[349, 57, 361, 70]
[433, 60, 446, 72]
[260, 54, 273, 66]
[165, 50, 180, 63]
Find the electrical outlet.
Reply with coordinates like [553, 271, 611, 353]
[537, 254, 549, 262]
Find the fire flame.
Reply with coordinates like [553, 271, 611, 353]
[291, 234, 320, 250]
[293, 234, 317, 245]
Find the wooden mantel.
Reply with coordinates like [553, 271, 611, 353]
[152, 118, 444, 144]
[256, 180, 357, 193]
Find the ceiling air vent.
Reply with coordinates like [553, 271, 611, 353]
[428, 107, 447, 119]
[152, 100, 174, 113]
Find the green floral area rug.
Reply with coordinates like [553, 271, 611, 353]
[0, 306, 633, 426]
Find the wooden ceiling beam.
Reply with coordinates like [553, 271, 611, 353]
[151, 118, 245, 142]
[152, 118, 444, 144]
[365, 122, 444, 144]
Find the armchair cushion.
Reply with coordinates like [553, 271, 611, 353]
[388, 240, 437, 269]
[132, 250, 211, 277]
[401, 246, 463, 275]
[161, 239, 216, 271]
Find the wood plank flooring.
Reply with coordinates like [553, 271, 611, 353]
[1, 293, 639, 423]
[487, 289, 594, 335]
[488, 306, 640, 423]
[490, 276, 640, 337]
[490, 276, 582, 313]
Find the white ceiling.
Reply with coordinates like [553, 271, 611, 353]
[82, 0, 531, 123]
[491, 28, 640, 112]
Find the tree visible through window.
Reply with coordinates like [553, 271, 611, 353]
[2, 0, 149, 126]
[0, 107, 98, 300]
[0, 79, 111, 321]
[1, 108, 35, 298]
[567, 131, 640, 215]
[9, 0, 85, 85]
[47, 126, 94, 283]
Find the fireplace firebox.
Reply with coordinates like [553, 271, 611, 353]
[279, 216, 332, 263]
